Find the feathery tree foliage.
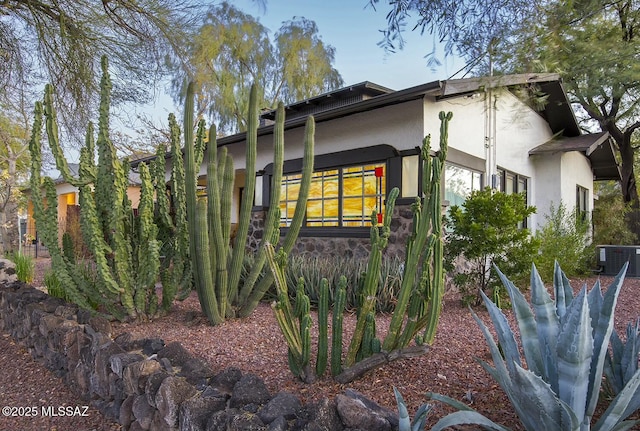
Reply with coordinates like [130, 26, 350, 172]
[0, 108, 30, 254]
[369, 0, 640, 238]
[170, 1, 343, 134]
[0, 0, 207, 141]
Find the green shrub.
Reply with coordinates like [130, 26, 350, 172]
[444, 187, 538, 306]
[592, 182, 637, 245]
[9, 252, 34, 283]
[534, 202, 593, 282]
[44, 270, 67, 300]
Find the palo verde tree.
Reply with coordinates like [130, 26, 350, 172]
[369, 0, 640, 239]
[1, 0, 209, 140]
[0, 111, 30, 254]
[170, 2, 343, 134]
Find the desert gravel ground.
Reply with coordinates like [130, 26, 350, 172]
[0, 258, 638, 430]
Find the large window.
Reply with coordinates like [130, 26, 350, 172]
[279, 163, 386, 227]
[444, 163, 483, 207]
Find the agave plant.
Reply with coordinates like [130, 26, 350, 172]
[604, 318, 640, 401]
[428, 261, 640, 431]
[393, 387, 431, 431]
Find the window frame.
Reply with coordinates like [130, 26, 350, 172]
[496, 167, 530, 228]
[576, 185, 589, 222]
[259, 144, 399, 238]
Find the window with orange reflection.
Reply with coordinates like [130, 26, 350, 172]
[280, 163, 386, 227]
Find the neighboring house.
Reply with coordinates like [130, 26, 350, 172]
[24, 163, 142, 246]
[203, 73, 619, 258]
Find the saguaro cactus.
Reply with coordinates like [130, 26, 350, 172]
[181, 82, 315, 325]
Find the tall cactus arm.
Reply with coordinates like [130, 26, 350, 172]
[219, 147, 234, 250]
[168, 113, 192, 298]
[346, 188, 398, 366]
[331, 276, 348, 376]
[227, 84, 259, 300]
[236, 101, 285, 312]
[134, 163, 161, 317]
[245, 115, 316, 313]
[265, 242, 304, 363]
[281, 116, 315, 253]
[383, 111, 452, 352]
[78, 124, 97, 183]
[205, 124, 230, 320]
[195, 199, 223, 324]
[94, 56, 117, 240]
[316, 278, 330, 377]
[43, 84, 90, 187]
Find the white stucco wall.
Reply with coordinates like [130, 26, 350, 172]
[182, 86, 596, 234]
[530, 151, 593, 230]
[229, 99, 425, 172]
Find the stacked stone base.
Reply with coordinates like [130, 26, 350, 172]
[0, 281, 400, 431]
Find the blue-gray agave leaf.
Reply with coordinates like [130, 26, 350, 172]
[479, 289, 521, 371]
[593, 368, 640, 431]
[556, 286, 592, 421]
[531, 264, 560, 390]
[430, 411, 512, 431]
[496, 265, 544, 376]
[394, 387, 433, 431]
[554, 260, 574, 320]
[586, 263, 628, 419]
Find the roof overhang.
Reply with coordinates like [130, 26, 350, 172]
[529, 131, 621, 181]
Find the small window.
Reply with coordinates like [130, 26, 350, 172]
[444, 163, 483, 208]
[576, 185, 589, 221]
[497, 168, 529, 228]
[280, 163, 386, 228]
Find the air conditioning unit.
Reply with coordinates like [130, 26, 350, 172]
[596, 245, 640, 277]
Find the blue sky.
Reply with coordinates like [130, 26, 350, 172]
[128, 0, 467, 137]
[231, 0, 465, 90]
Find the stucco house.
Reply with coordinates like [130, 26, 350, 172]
[199, 73, 619, 258]
[32, 73, 619, 260]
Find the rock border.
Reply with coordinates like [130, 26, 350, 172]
[0, 281, 400, 431]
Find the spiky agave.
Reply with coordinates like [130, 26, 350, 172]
[428, 262, 640, 431]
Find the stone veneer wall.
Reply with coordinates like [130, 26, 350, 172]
[0, 280, 402, 431]
[247, 204, 415, 260]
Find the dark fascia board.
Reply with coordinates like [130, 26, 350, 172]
[218, 80, 444, 147]
[529, 131, 621, 181]
[131, 73, 573, 164]
[440, 73, 561, 97]
[261, 81, 396, 120]
[218, 73, 571, 148]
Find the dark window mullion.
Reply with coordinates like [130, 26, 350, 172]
[338, 168, 344, 227]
